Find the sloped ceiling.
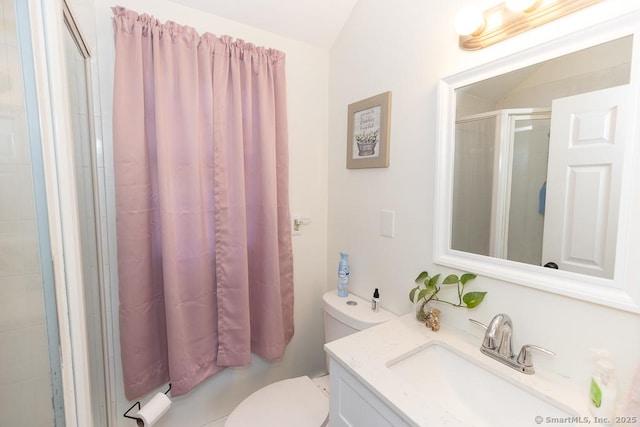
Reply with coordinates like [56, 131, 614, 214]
[168, 0, 360, 48]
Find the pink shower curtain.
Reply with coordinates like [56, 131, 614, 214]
[112, 7, 294, 400]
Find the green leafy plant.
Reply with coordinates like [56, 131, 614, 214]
[409, 271, 486, 315]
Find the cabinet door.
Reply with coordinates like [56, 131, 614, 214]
[329, 359, 409, 427]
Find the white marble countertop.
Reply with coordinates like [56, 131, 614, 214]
[325, 313, 593, 427]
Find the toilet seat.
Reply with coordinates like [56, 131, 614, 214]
[225, 376, 329, 427]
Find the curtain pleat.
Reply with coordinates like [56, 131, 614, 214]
[112, 7, 294, 400]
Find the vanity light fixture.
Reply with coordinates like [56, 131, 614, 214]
[456, 0, 603, 50]
[504, 0, 542, 13]
[454, 5, 486, 36]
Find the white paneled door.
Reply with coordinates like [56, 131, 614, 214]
[542, 85, 632, 279]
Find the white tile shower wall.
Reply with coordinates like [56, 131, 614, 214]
[89, 0, 330, 425]
[0, 0, 55, 425]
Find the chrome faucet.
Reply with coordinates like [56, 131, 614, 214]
[469, 313, 554, 374]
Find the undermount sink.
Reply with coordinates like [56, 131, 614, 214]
[387, 342, 578, 426]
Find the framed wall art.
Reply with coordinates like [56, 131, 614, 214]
[346, 91, 392, 169]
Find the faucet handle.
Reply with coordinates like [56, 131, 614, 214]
[468, 318, 487, 330]
[468, 318, 496, 349]
[517, 344, 555, 368]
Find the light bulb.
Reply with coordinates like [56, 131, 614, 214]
[505, 0, 541, 13]
[454, 6, 485, 36]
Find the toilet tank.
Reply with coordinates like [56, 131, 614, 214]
[322, 291, 396, 344]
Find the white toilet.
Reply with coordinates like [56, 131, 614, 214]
[224, 290, 397, 427]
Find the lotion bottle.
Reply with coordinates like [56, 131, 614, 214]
[371, 288, 380, 311]
[589, 349, 617, 425]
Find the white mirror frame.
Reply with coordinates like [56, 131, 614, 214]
[434, 11, 640, 313]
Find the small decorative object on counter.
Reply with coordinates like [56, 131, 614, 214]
[337, 252, 350, 297]
[371, 288, 380, 311]
[425, 307, 441, 331]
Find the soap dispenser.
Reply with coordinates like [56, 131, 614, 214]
[588, 349, 618, 425]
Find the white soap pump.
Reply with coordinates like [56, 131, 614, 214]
[588, 349, 618, 425]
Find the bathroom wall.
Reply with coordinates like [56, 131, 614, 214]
[87, 0, 330, 425]
[329, 0, 640, 402]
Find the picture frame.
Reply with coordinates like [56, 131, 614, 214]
[346, 91, 392, 169]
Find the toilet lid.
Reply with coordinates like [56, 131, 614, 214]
[225, 376, 329, 427]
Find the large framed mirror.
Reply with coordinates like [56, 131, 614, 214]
[434, 11, 640, 312]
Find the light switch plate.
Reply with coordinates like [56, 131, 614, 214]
[380, 210, 395, 238]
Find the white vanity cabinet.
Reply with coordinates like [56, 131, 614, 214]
[328, 357, 411, 427]
[325, 314, 592, 426]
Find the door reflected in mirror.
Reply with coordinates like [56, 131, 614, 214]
[451, 35, 632, 279]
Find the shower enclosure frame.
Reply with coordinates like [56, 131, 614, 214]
[455, 107, 551, 262]
[14, 0, 108, 425]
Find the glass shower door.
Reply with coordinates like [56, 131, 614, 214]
[452, 115, 497, 257]
[505, 116, 551, 266]
[63, 4, 109, 426]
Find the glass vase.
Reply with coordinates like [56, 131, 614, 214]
[415, 300, 441, 331]
[415, 300, 432, 323]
